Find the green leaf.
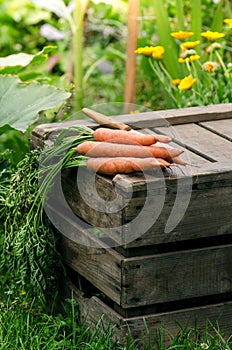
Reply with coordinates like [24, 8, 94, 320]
[211, 0, 223, 32]
[190, 0, 202, 44]
[153, 0, 183, 78]
[0, 46, 57, 74]
[0, 75, 71, 132]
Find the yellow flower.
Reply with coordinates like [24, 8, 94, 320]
[224, 18, 232, 28]
[202, 61, 220, 73]
[134, 45, 165, 59]
[201, 30, 225, 41]
[172, 79, 181, 85]
[152, 46, 165, 59]
[178, 55, 200, 63]
[20, 290, 26, 296]
[134, 46, 157, 56]
[171, 31, 194, 39]
[180, 40, 200, 51]
[178, 75, 197, 90]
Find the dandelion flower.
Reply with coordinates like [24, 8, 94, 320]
[20, 290, 26, 296]
[134, 46, 156, 56]
[152, 46, 165, 59]
[178, 75, 197, 90]
[180, 40, 200, 50]
[202, 61, 220, 73]
[224, 18, 232, 28]
[180, 49, 197, 58]
[201, 30, 225, 41]
[206, 42, 222, 53]
[178, 55, 200, 63]
[171, 31, 194, 39]
[172, 79, 181, 85]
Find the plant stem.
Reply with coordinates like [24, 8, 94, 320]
[148, 57, 178, 107]
[153, 0, 181, 77]
[215, 50, 228, 76]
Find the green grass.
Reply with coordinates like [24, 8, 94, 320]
[0, 286, 232, 350]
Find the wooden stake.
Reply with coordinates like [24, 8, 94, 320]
[124, 0, 139, 111]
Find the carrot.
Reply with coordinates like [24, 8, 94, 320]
[93, 127, 171, 145]
[171, 156, 187, 165]
[86, 157, 170, 175]
[76, 141, 183, 159]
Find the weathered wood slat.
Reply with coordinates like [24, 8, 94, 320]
[61, 164, 232, 247]
[121, 244, 232, 307]
[123, 184, 232, 248]
[199, 119, 232, 141]
[67, 279, 232, 345]
[31, 104, 232, 140]
[61, 235, 122, 305]
[155, 123, 232, 162]
[143, 128, 211, 167]
[56, 209, 232, 308]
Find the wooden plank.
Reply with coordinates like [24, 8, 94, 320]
[143, 128, 211, 167]
[61, 235, 122, 305]
[31, 103, 232, 142]
[156, 123, 232, 162]
[123, 184, 232, 248]
[57, 209, 232, 308]
[67, 280, 232, 345]
[121, 244, 232, 307]
[200, 119, 232, 141]
[61, 168, 124, 243]
[60, 165, 232, 247]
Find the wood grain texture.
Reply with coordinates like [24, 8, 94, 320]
[31, 103, 232, 140]
[67, 279, 232, 346]
[156, 123, 232, 162]
[200, 119, 232, 141]
[57, 213, 232, 308]
[61, 164, 232, 247]
[61, 235, 122, 305]
[121, 244, 232, 307]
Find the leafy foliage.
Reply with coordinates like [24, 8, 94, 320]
[0, 46, 56, 75]
[0, 149, 63, 306]
[0, 75, 70, 131]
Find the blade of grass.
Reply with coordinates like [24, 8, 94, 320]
[153, 0, 182, 78]
[190, 0, 202, 52]
[211, 0, 223, 32]
[176, 0, 185, 30]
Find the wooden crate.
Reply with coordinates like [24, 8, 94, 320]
[32, 103, 232, 249]
[32, 103, 232, 343]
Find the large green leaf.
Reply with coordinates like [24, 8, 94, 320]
[0, 46, 56, 74]
[0, 75, 71, 131]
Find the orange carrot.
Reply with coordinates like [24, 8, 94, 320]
[171, 156, 187, 165]
[86, 157, 170, 175]
[76, 141, 182, 159]
[93, 127, 171, 145]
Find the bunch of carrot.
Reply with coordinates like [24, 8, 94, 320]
[76, 127, 186, 175]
